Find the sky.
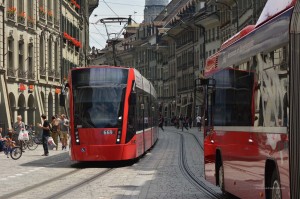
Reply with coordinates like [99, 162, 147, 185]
[89, 0, 146, 50]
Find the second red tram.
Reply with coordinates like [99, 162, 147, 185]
[201, 0, 300, 198]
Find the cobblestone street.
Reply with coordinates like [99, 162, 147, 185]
[0, 127, 224, 199]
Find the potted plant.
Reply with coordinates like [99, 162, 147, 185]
[39, 6, 46, 18]
[47, 10, 53, 21]
[18, 11, 26, 24]
[7, 7, 16, 20]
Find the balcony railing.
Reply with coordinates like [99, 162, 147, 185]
[55, 71, 60, 81]
[7, 68, 17, 77]
[7, 13, 15, 21]
[18, 69, 27, 79]
[27, 71, 35, 80]
[40, 67, 46, 76]
[48, 68, 55, 77]
[27, 20, 34, 28]
[54, 18, 59, 28]
[18, 16, 25, 25]
[39, 11, 46, 21]
[47, 15, 53, 23]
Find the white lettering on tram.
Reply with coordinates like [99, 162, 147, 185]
[213, 126, 287, 134]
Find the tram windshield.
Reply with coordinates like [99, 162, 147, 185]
[71, 68, 128, 128]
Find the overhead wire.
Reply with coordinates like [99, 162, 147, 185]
[102, 0, 119, 17]
[98, 1, 144, 7]
[90, 35, 105, 48]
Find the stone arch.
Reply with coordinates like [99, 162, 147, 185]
[27, 94, 35, 126]
[8, 93, 16, 123]
[48, 92, 53, 120]
[8, 92, 16, 108]
[55, 93, 59, 115]
[40, 91, 45, 111]
[17, 94, 26, 122]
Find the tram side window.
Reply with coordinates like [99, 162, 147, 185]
[213, 69, 253, 126]
[150, 96, 157, 127]
[135, 88, 144, 131]
[144, 93, 149, 129]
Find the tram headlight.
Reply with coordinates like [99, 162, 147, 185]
[75, 130, 80, 145]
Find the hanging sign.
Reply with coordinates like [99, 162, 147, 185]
[28, 85, 34, 93]
[55, 88, 61, 94]
[18, 83, 26, 92]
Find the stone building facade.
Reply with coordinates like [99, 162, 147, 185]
[90, 0, 268, 125]
[0, 0, 98, 131]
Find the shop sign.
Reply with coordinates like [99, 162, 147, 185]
[28, 85, 34, 93]
[18, 83, 26, 92]
[55, 88, 61, 94]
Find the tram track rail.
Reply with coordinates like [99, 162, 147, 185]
[0, 169, 81, 199]
[0, 167, 114, 199]
[45, 168, 115, 199]
[176, 132, 226, 199]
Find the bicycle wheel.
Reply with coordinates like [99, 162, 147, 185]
[10, 147, 22, 160]
[27, 138, 38, 150]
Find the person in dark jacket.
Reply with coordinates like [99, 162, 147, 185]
[159, 114, 164, 131]
[38, 114, 50, 156]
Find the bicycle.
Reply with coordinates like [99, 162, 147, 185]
[20, 127, 39, 151]
[1, 137, 22, 160]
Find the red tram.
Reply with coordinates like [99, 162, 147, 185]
[201, 0, 300, 198]
[67, 66, 158, 161]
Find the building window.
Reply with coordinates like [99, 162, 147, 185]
[48, 38, 52, 70]
[40, 36, 44, 74]
[53, 0, 58, 23]
[18, 42, 24, 72]
[40, 0, 44, 7]
[28, 44, 34, 79]
[54, 41, 58, 73]
[27, 0, 33, 24]
[18, 0, 24, 12]
[8, 39, 14, 70]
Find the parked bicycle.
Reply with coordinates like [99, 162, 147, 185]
[20, 125, 39, 151]
[1, 136, 22, 160]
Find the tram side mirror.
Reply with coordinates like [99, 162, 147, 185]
[130, 92, 136, 105]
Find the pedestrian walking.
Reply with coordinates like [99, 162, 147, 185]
[189, 116, 193, 129]
[159, 114, 164, 131]
[179, 114, 184, 130]
[196, 115, 201, 131]
[13, 115, 25, 152]
[50, 116, 60, 150]
[182, 116, 189, 131]
[60, 114, 69, 150]
[37, 114, 50, 156]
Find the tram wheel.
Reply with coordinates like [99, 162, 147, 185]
[269, 170, 282, 199]
[218, 165, 225, 193]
